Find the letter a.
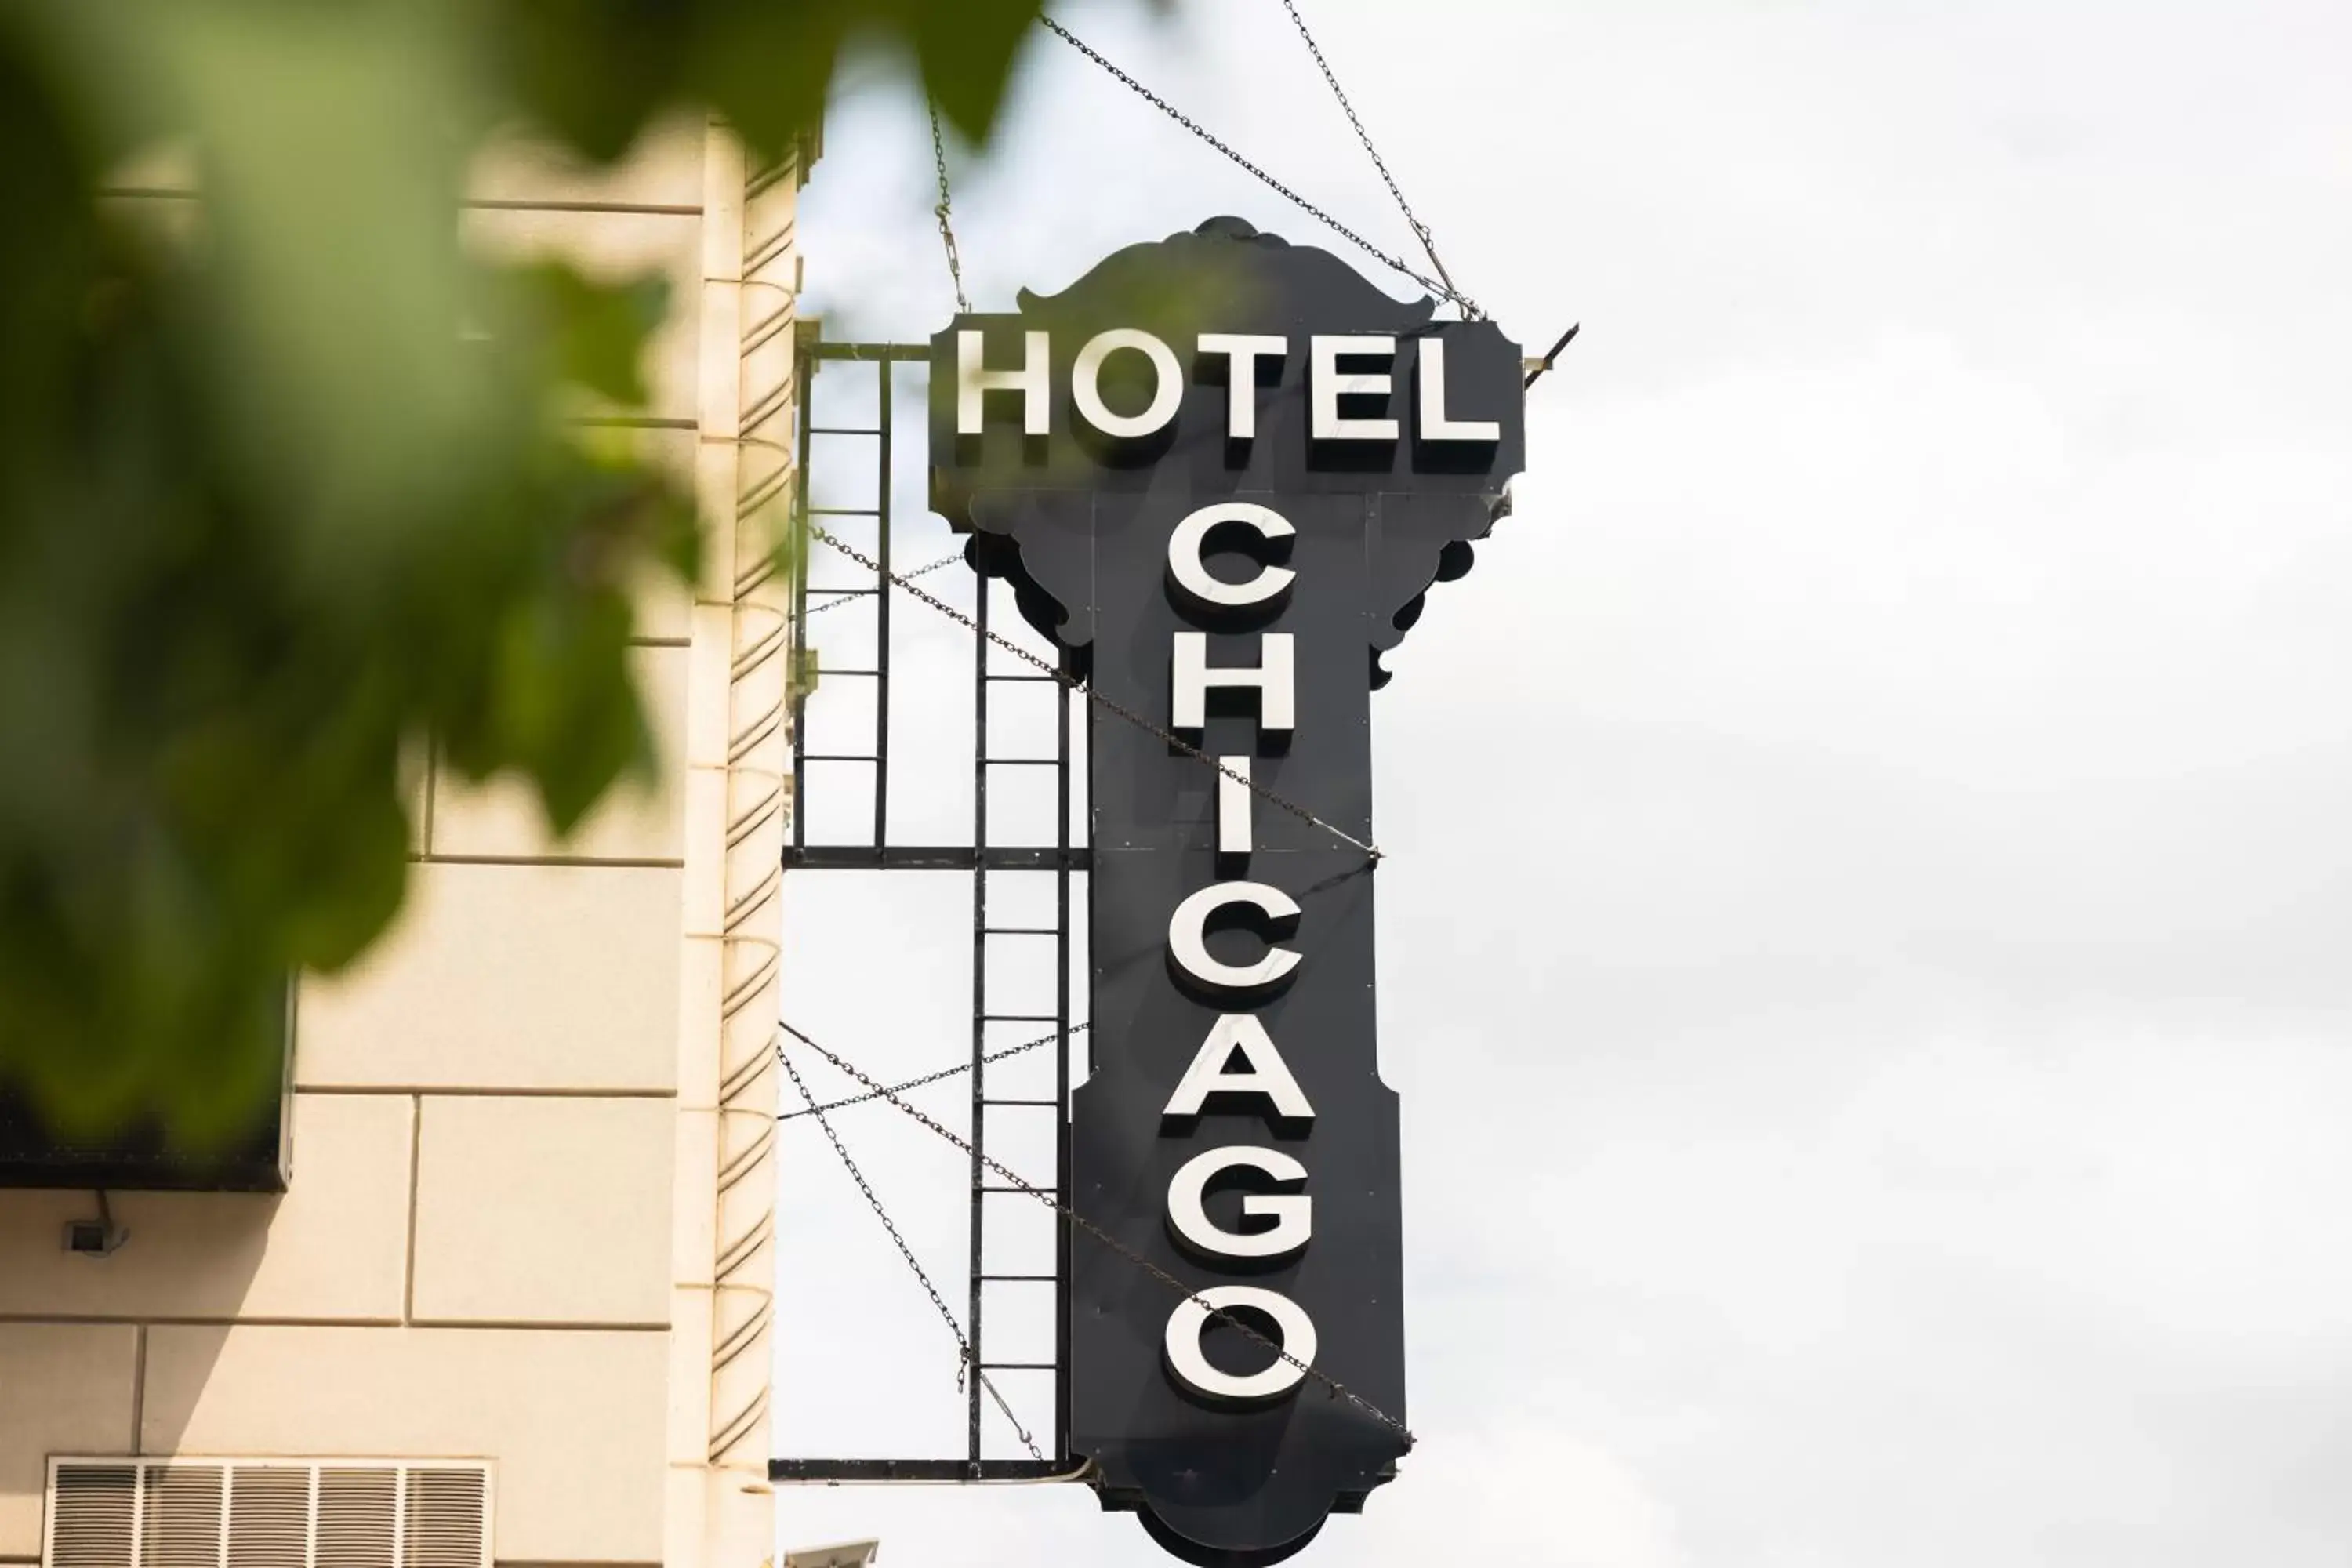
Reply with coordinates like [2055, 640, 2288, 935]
[1163, 1014, 1315, 1123]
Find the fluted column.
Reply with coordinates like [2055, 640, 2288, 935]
[670, 116, 798, 1568]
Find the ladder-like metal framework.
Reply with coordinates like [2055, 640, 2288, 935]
[774, 335, 1086, 1485]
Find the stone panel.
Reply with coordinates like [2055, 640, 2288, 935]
[140, 1326, 666, 1564]
[411, 1097, 673, 1326]
[462, 208, 702, 421]
[295, 863, 680, 1092]
[0, 1325, 137, 1558]
[539, 425, 695, 644]
[0, 1095, 408, 1322]
[430, 645, 688, 862]
[469, 117, 706, 210]
[622, 429, 698, 643]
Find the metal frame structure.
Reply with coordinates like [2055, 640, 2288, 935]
[773, 335, 1086, 1486]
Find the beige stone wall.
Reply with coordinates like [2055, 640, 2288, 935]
[0, 118, 799, 1568]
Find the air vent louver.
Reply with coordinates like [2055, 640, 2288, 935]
[140, 1466, 223, 1568]
[226, 1467, 310, 1568]
[314, 1468, 396, 1568]
[399, 1469, 489, 1568]
[45, 1465, 134, 1568]
[42, 1461, 491, 1568]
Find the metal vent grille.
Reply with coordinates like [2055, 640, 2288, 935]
[399, 1468, 488, 1568]
[314, 1468, 396, 1568]
[42, 1461, 492, 1568]
[227, 1467, 310, 1568]
[45, 1465, 134, 1568]
[139, 1465, 222, 1568]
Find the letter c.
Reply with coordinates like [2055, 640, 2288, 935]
[1167, 502, 1295, 612]
[1167, 881, 1301, 993]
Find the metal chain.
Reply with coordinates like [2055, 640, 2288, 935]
[1277, 0, 1475, 317]
[777, 1040, 1044, 1461]
[779, 1019, 1090, 1122]
[808, 523, 1381, 864]
[927, 102, 973, 316]
[1038, 16, 1483, 320]
[802, 545, 967, 618]
[779, 1020, 1415, 1448]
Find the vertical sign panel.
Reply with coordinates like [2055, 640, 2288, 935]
[931, 217, 1524, 1566]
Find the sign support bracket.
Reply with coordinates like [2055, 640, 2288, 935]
[775, 335, 1085, 1486]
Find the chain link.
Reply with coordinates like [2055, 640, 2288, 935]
[779, 1020, 1414, 1448]
[779, 1019, 1089, 1122]
[777, 1040, 1045, 1461]
[802, 545, 967, 619]
[1277, 0, 1475, 316]
[1038, 16, 1483, 320]
[808, 524, 1381, 864]
[927, 102, 974, 316]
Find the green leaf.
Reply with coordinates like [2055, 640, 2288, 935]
[0, 0, 1170, 1143]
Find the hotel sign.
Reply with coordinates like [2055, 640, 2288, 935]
[931, 217, 1524, 1566]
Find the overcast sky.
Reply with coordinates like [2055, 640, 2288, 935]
[768, 2, 2352, 1563]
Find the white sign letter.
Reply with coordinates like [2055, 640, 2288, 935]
[956, 328, 1050, 436]
[1167, 882, 1301, 993]
[1163, 1014, 1314, 1122]
[1417, 335, 1501, 442]
[1171, 633, 1294, 733]
[1167, 502, 1295, 613]
[1197, 332, 1287, 439]
[1311, 334, 1398, 441]
[1166, 1146, 1312, 1261]
[1164, 1286, 1318, 1403]
[1073, 328, 1183, 440]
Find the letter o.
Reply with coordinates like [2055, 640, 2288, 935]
[1167, 503, 1296, 612]
[1167, 1145, 1312, 1260]
[1167, 881, 1301, 993]
[1073, 328, 1182, 440]
[1164, 1286, 1319, 1403]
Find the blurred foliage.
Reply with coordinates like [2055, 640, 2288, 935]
[0, 0, 1108, 1143]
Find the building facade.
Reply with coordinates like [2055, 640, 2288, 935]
[0, 118, 807, 1568]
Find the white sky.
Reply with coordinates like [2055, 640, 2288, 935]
[770, 2, 2352, 1563]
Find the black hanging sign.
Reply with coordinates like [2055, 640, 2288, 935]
[931, 217, 1524, 1566]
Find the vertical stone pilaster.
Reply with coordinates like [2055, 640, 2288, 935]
[670, 114, 797, 1568]
[714, 122, 797, 1508]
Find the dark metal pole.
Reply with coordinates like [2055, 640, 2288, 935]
[873, 365, 894, 850]
[1054, 650, 1075, 1463]
[967, 572, 990, 1470]
[789, 344, 816, 853]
